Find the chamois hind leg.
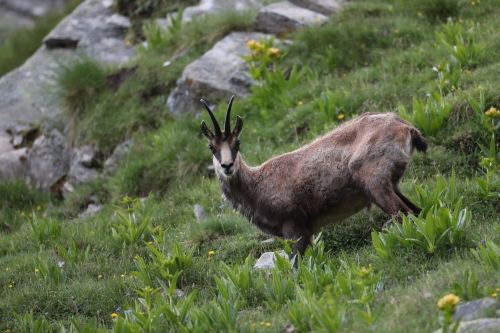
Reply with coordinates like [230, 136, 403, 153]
[282, 221, 312, 266]
[393, 185, 422, 215]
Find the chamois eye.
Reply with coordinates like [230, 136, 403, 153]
[235, 140, 241, 150]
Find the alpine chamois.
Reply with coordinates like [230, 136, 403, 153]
[200, 96, 428, 259]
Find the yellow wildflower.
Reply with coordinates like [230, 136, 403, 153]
[8, 284, 13, 288]
[338, 114, 345, 120]
[111, 313, 118, 318]
[5, 268, 9, 271]
[267, 47, 280, 58]
[36, 206, 41, 211]
[394, 29, 399, 34]
[485, 107, 499, 118]
[35, 268, 39, 273]
[125, 40, 131, 46]
[247, 40, 258, 50]
[471, 1, 475, 5]
[315, 17, 321, 23]
[20, 212, 25, 217]
[121, 274, 125, 278]
[98, 274, 103, 279]
[134, 254, 139, 260]
[207, 257, 211, 261]
[208, 251, 215, 255]
[147, 242, 153, 245]
[438, 294, 460, 310]
[260, 322, 265, 326]
[492, 293, 498, 297]
[266, 323, 271, 327]
[297, 101, 303, 105]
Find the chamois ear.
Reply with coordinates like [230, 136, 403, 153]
[232, 116, 243, 136]
[200, 121, 214, 140]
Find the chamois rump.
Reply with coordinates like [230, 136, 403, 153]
[200, 96, 428, 259]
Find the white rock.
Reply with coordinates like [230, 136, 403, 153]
[253, 250, 288, 269]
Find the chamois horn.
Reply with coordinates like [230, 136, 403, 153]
[224, 95, 235, 135]
[200, 99, 221, 136]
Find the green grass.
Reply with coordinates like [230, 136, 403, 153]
[1, 0, 500, 331]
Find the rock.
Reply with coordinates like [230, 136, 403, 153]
[254, 1, 328, 35]
[261, 238, 275, 244]
[194, 204, 207, 222]
[453, 298, 499, 322]
[167, 31, 265, 114]
[173, 289, 185, 299]
[0, 148, 27, 181]
[164, 0, 267, 26]
[67, 145, 99, 186]
[78, 203, 102, 218]
[0, 135, 14, 155]
[432, 318, 500, 333]
[6, 121, 41, 148]
[25, 129, 71, 189]
[103, 138, 134, 174]
[253, 250, 288, 269]
[289, 0, 343, 16]
[106, 13, 131, 29]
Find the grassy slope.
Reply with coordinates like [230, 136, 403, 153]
[1, 0, 500, 331]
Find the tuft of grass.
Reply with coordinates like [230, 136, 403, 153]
[54, 56, 108, 123]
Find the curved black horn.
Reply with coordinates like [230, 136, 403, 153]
[200, 99, 221, 136]
[224, 96, 235, 135]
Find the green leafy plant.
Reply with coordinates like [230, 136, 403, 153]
[432, 62, 461, 97]
[471, 240, 500, 271]
[452, 269, 483, 301]
[288, 286, 344, 333]
[215, 257, 263, 305]
[57, 238, 90, 266]
[435, 19, 485, 68]
[13, 310, 53, 333]
[398, 91, 452, 136]
[34, 257, 67, 286]
[111, 197, 151, 246]
[27, 217, 62, 250]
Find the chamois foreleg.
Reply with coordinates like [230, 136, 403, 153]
[282, 221, 312, 266]
[393, 185, 422, 215]
[364, 180, 412, 224]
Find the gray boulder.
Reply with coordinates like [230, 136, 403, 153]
[103, 138, 134, 174]
[254, 1, 327, 35]
[433, 319, 500, 333]
[0, 148, 27, 181]
[167, 31, 265, 114]
[453, 298, 499, 322]
[25, 129, 71, 189]
[289, 0, 343, 16]
[67, 145, 99, 186]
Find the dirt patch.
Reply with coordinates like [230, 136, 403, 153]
[107, 66, 138, 91]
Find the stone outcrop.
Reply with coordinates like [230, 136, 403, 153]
[253, 250, 288, 269]
[25, 129, 71, 189]
[289, 0, 342, 16]
[167, 32, 263, 114]
[254, 1, 327, 35]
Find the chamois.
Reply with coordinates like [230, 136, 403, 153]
[200, 96, 428, 259]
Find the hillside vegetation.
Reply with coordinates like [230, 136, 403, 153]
[1, 0, 500, 332]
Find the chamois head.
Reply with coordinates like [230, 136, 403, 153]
[200, 96, 243, 178]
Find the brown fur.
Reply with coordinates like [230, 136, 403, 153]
[200, 97, 428, 259]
